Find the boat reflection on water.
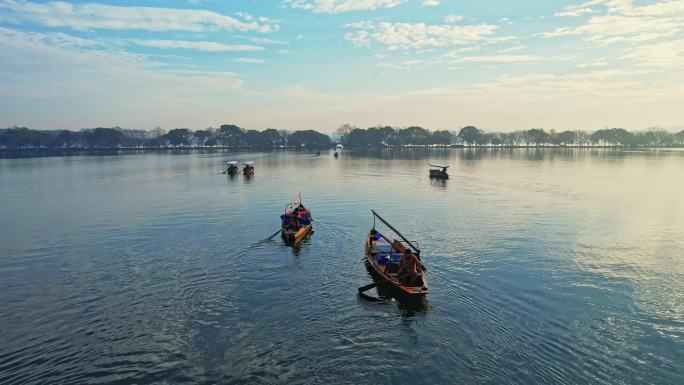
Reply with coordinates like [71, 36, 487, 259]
[286, 235, 312, 257]
[429, 177, 447, 189]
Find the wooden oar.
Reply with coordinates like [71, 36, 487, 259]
[265, 228, 282, 240]
[358, 282, 380, 293]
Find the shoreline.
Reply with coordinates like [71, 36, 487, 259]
[2, 145, 684, 159]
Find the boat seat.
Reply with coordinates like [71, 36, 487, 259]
[374, 254, 390, 265]
[371, 238, 392, 254]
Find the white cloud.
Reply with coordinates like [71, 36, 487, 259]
[576, 58, 609, 67]
[345, 20, 512, 51]
[622, 39, 684, 67]
[541, 0, 684, 45]
[233, 57, 265, 63]
[443, 46, 480, 56]
[248, 37, 289, 45]
[602, 0, 684, 17]
[344, 30, 370, 46]
[444, 15, 463, 23]
[376, 59, 434, 70]
[132, 39, 264, 52]
[456, 54, 542, 63]
[0, 0, 279, 33]
[554, 0, 603, 17]
[284, 0, 405, 13]
[0, 26, 244, 100]
[422, 0, 440, 6]
[498, 45, 527, 53]
[555, 7, 595, 17]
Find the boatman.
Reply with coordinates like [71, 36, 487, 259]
[290, 213, 300, 230]
[398, 249, 426, 286]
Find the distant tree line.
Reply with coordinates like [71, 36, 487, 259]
[3, 123, 683, 151]
[337, 124, 684, 148]
[0, 124, 331, 150]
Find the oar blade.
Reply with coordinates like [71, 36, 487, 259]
[358, 282, 378, 293]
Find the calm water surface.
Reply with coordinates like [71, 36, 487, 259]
[1, 149, 683, 384]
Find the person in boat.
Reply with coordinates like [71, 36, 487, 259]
[290, 212, 300, 230]
[243, 164, 253, 174]
[397, 249, 426, 286]
[441, 167, 447, 173]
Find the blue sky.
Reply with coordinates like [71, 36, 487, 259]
[1, 0, 683, 132]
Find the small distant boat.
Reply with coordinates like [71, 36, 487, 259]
[243, 161, 255, 176]
[224, 160, 239, 175]
[428, 162, 449, 179]
[280, 193, 313, 245]
[364, 210, 428, 297]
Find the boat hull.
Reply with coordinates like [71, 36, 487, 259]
[365, 232, 429, 296]
[282, 224, 312, 245]
[429, 170, 448, 179]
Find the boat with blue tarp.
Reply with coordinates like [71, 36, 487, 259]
[364, 210, 428, 297]
[280, 193, 313, 245]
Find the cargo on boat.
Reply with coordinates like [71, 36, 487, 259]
[364, 210, 428, 297]
[280, 193, 313, 245]
[428, 162, 449, 179]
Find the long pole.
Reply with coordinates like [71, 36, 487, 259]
[371, 210, 420, 254]
[285, 192, 301, 213]
[291, 192, 301, 206]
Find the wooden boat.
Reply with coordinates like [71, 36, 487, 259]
[364, 210, 429, 296]
[225, 160, 239, 175]
[428, 162, 449, 179]
[280, 193, 313, 245]
[243, 161, 255, 176]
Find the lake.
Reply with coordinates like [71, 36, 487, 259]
[1, 149, 682, 384]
